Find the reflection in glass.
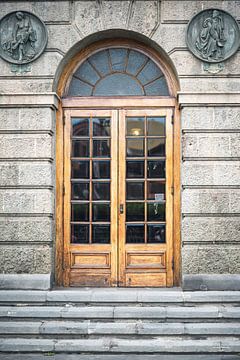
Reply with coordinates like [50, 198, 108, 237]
[93, 73, 144, 96]
[126, 117, 144, 136]
[147, 160, 165, 178]
[126, 161, 144, 178]
[148, 225, 165, 243]
[126, 50, 147, 75]
[137, 60, 163, 85]
[93, 182, 110, 200]
[72, 203, 89, 222]
[72, 140, 89, 157]
[71, 161, 89, 179]
[148, 138, 165, 157]
[147, 181, 165, 200]
[145, 77, 169, 96]
[127, 182, 144, 200]
[93, 139, 110, 157]
[126, 225, 144, 243]
[127, 139, 144, 157]
[147, 117, 165, 136]
[92, 225, 110, 244]
[126, 202, 144, 221]
[147, 202, 165, 221]
[72, 183, 89, 200]
[92, 203, 110, 222]
[92, 161, 110, 179]
[75, 60, 100, 85]
[109, 48, 128, 72]
[72, 118, 89, 136]
[71, 224, 89, 243]
[93, 118, 110, 136]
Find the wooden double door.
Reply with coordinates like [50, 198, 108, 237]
[63, 107, 174, 287]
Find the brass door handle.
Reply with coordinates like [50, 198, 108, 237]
[119, 204, 124, 214]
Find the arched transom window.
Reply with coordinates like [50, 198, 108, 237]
[67, 48, 170, 97]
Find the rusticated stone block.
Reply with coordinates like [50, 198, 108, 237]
[182, 245, 240, 274]
[74, 1, 102, 37]
[182, 217, 240, 244]
[129, 1, 159, 37]
[182, 189, 240, 214]
[0, 217, 52, 243]
[47, 25, 80, 54]
[102, 1, 130, 29]
[180, 77, 240, 93]
[152, 24, 186, 53]
[0, 245, 51, 274]
[0, 79, 52, 94]
[0, 164, 18, 186]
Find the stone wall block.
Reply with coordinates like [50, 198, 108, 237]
[47, 25, 80, 54]
[0, 79, 52, 94]
[0, 245, 51, 273]
[182, 189, 240, 214]
[182, 217, 240, 244]
[0, 164, 19, 186]
[152, 24, 186, 53]
[129, 0, 159, 36]
[75, 1, 102, 37]
[180, 78, 240, 93]
[102, 1, 130, 29]
[0, 217, 52, 243]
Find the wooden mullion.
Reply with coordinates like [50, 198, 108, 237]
[144, 114, 147, 244]
[89, 115, 93, 244]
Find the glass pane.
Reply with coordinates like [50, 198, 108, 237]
[74, 61, 100, 86]
[126, 117, 144, 136]
[127, 160, 144, 178]
[72, 204, 89, 222]
[92, 225, 110, 244]
[72, 183, 89, 200]
[147, 160, 165, 178]
[148, 138, 165, 157]
[93, 182, 110, 200]
[93, 73, 144, 96]
[126, 202, 144, 221]
[93, 118, 110, 136]
[109, 48, 128, 71]
[72, 118, 89, 136]
[147, 117, 165, 136]
[126, 50, 147, 76]
[126, 225, 144, 243]
[127, 139, 144, 157]
[127, 182, 144, 200]
[71, 161, 89, 179]
[88, 50, 110, 76]
[71, 224, 89, 244]
[68, 77, 93, 97]
[147, 181, 165, 200]
[92, 203, 110, 222]
[72, 140, 89, 157]
[145, 77, 169, 96]
[92, 161, 110, 179]
[137, 60, 163, 85]
[147, 202, 165, 221]
[148, 224, 165, 243]
[93, 139, 110, 157]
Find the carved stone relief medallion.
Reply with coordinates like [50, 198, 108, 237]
[0, 11, 47, 64]
[186, 9, 240, 63]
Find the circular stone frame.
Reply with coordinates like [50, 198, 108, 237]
[0, 10, 48, 65]
[186, 8, 240, 63]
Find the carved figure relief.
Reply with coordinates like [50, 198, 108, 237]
[186, 9, 240, 63]
[0, 11, 47, 64]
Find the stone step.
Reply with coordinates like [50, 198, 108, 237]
[0, 321, 240, 336]
[1, 356, 240, 360]
[0, 337, 240, 353]
[0, 305, 239, 320]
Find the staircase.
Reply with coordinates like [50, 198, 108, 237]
[0, 289, 240, 359]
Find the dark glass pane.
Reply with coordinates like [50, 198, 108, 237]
[126, 50, 147, 75]
[72, 183, 89, 200]
[92, 225, 110, 244]
[126, 225, 144, 243]
[68, 77, 93, 97]
[126, 202, 144, 222]
[89, 50, 110, 76]
[72, 204, 89, 222]
[93, 73, 144, 96]
[109, 48, 128, 71]
[147, 202, 165, 221]
[72, 140, 89, 157]
[93, 118, 110, 136]
[71, 224, 89, 244]
[71, 161, 89, 179]
[92, 203, 110, 222]
[137, 60, 162, 85]
[92, 161, 110, 179]
[148, 138, 165, 157]
[74, 61, 100, 85]
[93, 140, 110, 157]
[93, 182, 110, 200]
[126, 117, 144, 136]
[147, 161, 165, 179]
[127, 139, 144, 157]
[147, 117, 165, 136]
[127, 182, 144, 200]
[126, 161, 144, 178]
[145, 77, 169, 96]
[148, 224, 165, 243]
[147, 181, 165, 200]
[72, 118, 89, 136]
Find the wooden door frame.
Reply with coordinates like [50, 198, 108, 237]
[55, 97, 181, 287]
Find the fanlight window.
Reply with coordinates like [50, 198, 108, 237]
[67, 48, 170, 97]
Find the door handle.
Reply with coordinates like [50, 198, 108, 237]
[119, 204, 124, 214]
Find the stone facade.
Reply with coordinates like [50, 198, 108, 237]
[0, 0, 239, 289]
